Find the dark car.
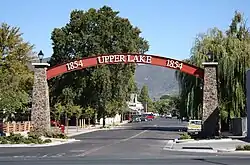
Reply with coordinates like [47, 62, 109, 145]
[129, 115, 141, 123]
[141, 114, 148, 121]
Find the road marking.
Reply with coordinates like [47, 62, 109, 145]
[51, 153, 66, 157]
[120, 130, 148, 142]
[76, 130, 148, 157]
[42, 154, 48, 157]
[70, 150, 85, 152]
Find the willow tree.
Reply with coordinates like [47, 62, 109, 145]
[176, 11, 250, 130]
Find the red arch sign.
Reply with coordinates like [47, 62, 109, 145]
[47, 54, 204, 80]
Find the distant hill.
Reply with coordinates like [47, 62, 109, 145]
[42, 57, 179, 98]
[135, 64, 179, 99]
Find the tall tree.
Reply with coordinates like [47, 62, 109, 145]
[0, 23, 34, 121]
[49, 6, 149, 125]
[138, 85, 150, 104]
[175, 11, 250, 130]
[138, 85, 154, 112]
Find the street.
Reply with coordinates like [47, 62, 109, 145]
[0, 118, 250, 165]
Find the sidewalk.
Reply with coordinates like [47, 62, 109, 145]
[164, 138, 250, 153]
[66, 120, 129, 137]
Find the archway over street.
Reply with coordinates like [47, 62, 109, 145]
[46, 54, 204, 80]
[31, 53, 218, 137]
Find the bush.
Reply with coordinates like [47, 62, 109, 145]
[29, 127, 68, 139]
[43, 139, 52, 143]
[179, 133, 192, 140]
[0, 136, 8, 144]
[43, 128, 68, 139]
[0, 133, 52, 144]
[236, 145, 250, 151]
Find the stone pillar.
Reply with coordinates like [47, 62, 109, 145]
[202, 62, 219, 137]
[31, 63, 50, 134]
[246, 70, 250, 139]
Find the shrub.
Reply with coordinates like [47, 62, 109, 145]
[43, 128, 68, 139]
[0, 136, 8, 144]
[244, 145, 250, 150]
[179, 133, 192, 140]
[0, 132, 52, 144]
[43, 139, 52, 143]
[236, 145, 250, 151]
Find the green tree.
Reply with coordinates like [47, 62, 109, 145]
[0, 23, 34, 121]
[154, 95, 180, 115]
[49, 6, 149, 126]
[138, 85, 154, 112]
[71, 105, 82, 132]
[160, 95, 172, 100]
[175, 11, 250, 130]
[53, 102, 65, 123]
[138, 85, 150, 103]
[84, 106, 95, 127]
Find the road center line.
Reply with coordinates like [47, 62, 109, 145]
[77, 130, 148, 157]
[120, 130, 148, 142]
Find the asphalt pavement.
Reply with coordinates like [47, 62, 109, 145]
[0, 118, 250, 165]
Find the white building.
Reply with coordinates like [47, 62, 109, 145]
[127, 94, 144, 115]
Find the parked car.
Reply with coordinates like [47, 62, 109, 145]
[145, 113, 154, 121]
[0, 122, 5, 136]
[133, 115, 142, 122]
[187, 120, 202, 135]
[141, 114, 148, 121]
[129, 115, 141, 123]
[51, 120, 65, 133]
[165, 113, 172, 119]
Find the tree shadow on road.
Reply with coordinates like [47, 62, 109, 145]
[79, 137, 173, 141]
[193, 158, 229, 165]
[128, 126, 187, 132]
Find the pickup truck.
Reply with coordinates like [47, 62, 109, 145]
[187, 120, 202, 135]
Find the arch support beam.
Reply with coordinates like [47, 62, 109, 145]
[202, 62, 219, 137]
[31, 63, 51, 134]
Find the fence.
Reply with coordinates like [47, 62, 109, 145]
[0, 121, 33, 133]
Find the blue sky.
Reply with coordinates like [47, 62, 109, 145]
[1, 0, 250, 60]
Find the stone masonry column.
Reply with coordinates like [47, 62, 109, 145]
[31, 63, 50, 134]
[202, 62, 219, 137]
[246, 69, 250, 139]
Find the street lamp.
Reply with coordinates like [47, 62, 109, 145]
[200, 82, 203, 90]
[38, 50, 44, 63]
[206, 51, 213, 62]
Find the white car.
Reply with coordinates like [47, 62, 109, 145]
[166, 114, 172, 119]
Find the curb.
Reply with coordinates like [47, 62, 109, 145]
[217, 149, 236, 153]
[176, 138, 233, 144]
[67, 121, 129, 137]
[225, 150, 250, 154]
[163, 140, 174, 149]
[182, 146, 213, 150]
[67, 128, 100, 137]
[0, 139, 80, 148]
[163, 148, 217, 153]
[176, 139, 195, 143]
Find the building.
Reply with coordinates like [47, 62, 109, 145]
[127, 94, 144, 115]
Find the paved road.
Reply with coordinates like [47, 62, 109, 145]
[0, 118, 250, 165]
